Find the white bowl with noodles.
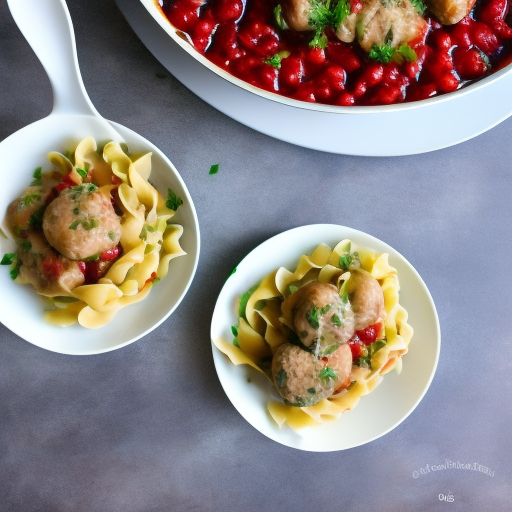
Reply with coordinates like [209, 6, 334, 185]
[210, 224, 439, 451]
[0, 122, 199, 355]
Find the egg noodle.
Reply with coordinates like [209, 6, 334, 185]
[213, 239, 413, 430]
[37, 136, 186, 328]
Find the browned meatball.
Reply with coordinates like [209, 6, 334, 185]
[325, 343, 353, 393]
[16, 232, 85, 296]
[43, 184, 121, 260]
[282, 281, 355, 357]
[426, 0, 476, 25]
[349, 271, 385, 330]
[281, 0, 313, 31]
[356, 0, 428, 52]
[6, 172, 60, 234]
[272, 343, 335, 407]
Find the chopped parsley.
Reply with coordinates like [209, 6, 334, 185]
[338, 251, 360, 270]
[69, 217, 99, 231]
[410, 0, 426, 15]
[307, 387, 316, 395]
[355, 339, 387, 369]
[28, 207, 45, 230]
[307, 304, 332, 329]
[73, 207, 80, 215]
[209, 164, 219, 175]
[76, 166, 88, 179]
[276, 368, 287, 388]
[238, 282, 260, 319]
[139, 224, 155, 241]
[1, 253, 16, 265]
[30, 167, 42, 186]
[308, 0, 350, 48]
[108, 231, 115, 240]
[274, 4, 287, 29]
[306, 306, 320, 329]
[82, 253, 100, 261]
[263, 51, 290, 69]
[22, 192, 41, 207]
[369, 43, 417, 63]
[319, 367, 337, 380]
[1, 253, 21, 280]
[68, 183, 97, 200]
[166, 188, 183, 211]
[332, 313, 342, 326]
[231, 325, 238, 337]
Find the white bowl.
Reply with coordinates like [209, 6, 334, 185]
[0, 122, 200, 355]
[126, 0, 512, 155]
[210, 224, 440, 451]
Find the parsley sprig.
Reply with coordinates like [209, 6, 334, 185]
[1, 253, 21, 280]
[308, 0, 350, 48]
[369, 43, 418, 64]
[166, 188, 183, 211]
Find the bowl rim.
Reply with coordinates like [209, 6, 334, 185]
[140, 0, 512, 115]
[210, 224, 441, 451]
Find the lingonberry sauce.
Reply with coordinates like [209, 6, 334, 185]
[160, 0, 512, 106]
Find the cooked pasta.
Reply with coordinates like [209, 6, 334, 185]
[2, 136, 186, 329]
[213, 239, 413, 430]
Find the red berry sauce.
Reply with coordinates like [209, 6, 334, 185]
[160, 0, 512, 106]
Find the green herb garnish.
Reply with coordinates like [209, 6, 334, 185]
[308, 0, 350, 48]
[410, 0, 426, 15]
[28, 207, 45, 230]
[274, 4, 287, 29]
[332, 313, 342, 326]
[306, 306, 320, 329]
[369, 43, 417, 63]
[166, 188, 183, 211]
[209, 164, 219, 175]
[30, 167, 42, 186]
[238, 282, 260, 319]
[22, 192, 41, 207]
[369, 43, 395, 63]
[1, 253, 16, 265]
[76, 167, 88, 179]
[2, 253, 21, 280]
[320, 367, 337, 380]
[69, 217, 98, 231]
[276, 369, 287, 388]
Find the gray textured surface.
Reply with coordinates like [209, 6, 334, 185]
[1, 0, 511, 510]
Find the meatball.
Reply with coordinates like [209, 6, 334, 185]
[281, 0, 313, 31]
[272, 343, 334, 406]
[348, 271, 385, 330]
[356, 0, 429, 52]
[6, 171, 60, 233]
[282, 281, 355, 357]
[426, 0, 476, 25]
[43, 184, 121, 260]
[17, 232, 85, 296]
[324, 343, 353, 392]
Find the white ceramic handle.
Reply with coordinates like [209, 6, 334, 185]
[7, 0, 99, 117]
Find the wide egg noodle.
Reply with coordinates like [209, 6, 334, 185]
[214, 240, 414, 430]
[44, 137, 186, 328]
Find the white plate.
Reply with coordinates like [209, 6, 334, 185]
[210, 225, 440, 451]
[0, 121, 200, 355]
[116, 0, 512, 156]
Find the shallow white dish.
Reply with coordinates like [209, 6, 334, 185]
[116, 0, 512, 155]
[210, 224, 440, 451]
[0, 121, 200, 355]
